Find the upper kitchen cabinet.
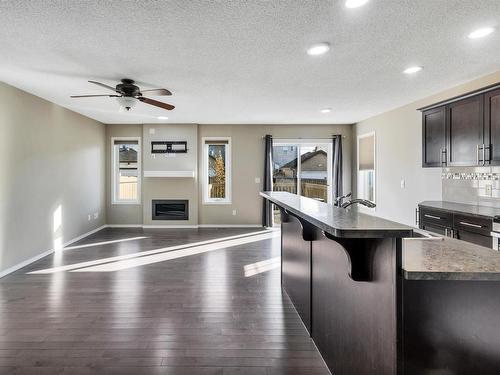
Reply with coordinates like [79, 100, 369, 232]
[446, 95, 484, 166]
[422, 107, 446, 167]
[484, 88, 500, 165]
[420, 83, 500, 168]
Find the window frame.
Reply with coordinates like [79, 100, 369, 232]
[273, 139, 333, 203]
[111, 136, 142, 205]
[202, 136, 232, 205]
[356, 131, 376, 209]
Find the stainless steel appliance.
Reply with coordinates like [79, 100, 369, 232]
[491, 216, 500, 250]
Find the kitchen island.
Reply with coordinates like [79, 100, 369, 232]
[261, 191, 500, 375]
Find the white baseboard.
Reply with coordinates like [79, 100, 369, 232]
[0, 248, 54, 279]
[63, 225, 107, 247]
[0, 224, 107, 279]
[106, 224, 143, 228]
[142, 224, 199, 229]
[198, 224, 262, 228]
[107, 224, 263, 229]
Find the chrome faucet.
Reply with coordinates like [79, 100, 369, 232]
[334, 192, 352, 207]
[341, 198, 376, 209]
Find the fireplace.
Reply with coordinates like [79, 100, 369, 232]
[152, 200, 189, 220]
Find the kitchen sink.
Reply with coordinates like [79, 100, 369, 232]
[406, 229, 444, 240]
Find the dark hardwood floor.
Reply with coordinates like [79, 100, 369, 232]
[0, 227, 329, 375]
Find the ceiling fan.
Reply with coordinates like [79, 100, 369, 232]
[70, 79, 175, 111]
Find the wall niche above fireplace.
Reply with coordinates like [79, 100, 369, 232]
[152, 200, 189, 220]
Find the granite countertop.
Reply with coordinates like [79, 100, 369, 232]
[403, 236, 500, 281]
[260, 191, 413, 238]
[419, 200, 500, 219]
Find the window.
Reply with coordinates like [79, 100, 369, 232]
[203, 137, 231, 204]
[112, 137, 141, 204]
[357, 132, 375, 205]
[272, 140, 333, 225]
[272, 141, 332, 202]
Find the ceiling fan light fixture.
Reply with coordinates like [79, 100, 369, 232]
[116, 96, 137, 111]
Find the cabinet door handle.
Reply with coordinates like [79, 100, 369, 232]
[415, 208, 419, 225]
[482, 143, 486, 166]
[477, 144, 481, 166]
[459, 221, 483, 228]
[424, 214, 441, 220]
[441, 148, 447, 165]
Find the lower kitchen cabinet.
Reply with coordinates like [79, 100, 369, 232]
[418, 204, 493, 248]
[420, 223, 448, 236]
[455, 229, 492, 248]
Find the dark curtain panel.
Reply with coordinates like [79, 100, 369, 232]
[332, 135, 343, 206]
[263, 134, 274, 227]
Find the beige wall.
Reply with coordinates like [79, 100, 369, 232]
[353, 70, 500, 226]
[0, 82, 106, 275]
[198, 124, 352, 225]
[105, 124, 143, 225]
[142, 124, 198, 226]
[105, 123, 352, 226]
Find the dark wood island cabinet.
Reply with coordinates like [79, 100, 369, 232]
[262, 192, 500, 375]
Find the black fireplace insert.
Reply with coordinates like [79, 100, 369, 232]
[152, 200, 189, 220]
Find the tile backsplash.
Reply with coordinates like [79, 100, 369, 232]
[442, 167, 500, 208]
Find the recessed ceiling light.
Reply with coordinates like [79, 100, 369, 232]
[320, 108, 332, 114]
[403, 66, 423, 74]
[157, 116, 169, 120]
[307, 43, 330, 56]
[468, 27, 495, 39]
[345, 0, 369, 8]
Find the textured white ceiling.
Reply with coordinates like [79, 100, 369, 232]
[0, 0, 499, 124]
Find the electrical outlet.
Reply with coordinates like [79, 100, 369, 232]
[232, 210, 237, 216]
[486, 184, 493, 197]
[149, 128, 156, 134]
[255, 177, 261, 183]
[87, 214, 91, 221]
[94, 212, 99, 219]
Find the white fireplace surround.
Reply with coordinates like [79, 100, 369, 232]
[143, 170, 196, 178]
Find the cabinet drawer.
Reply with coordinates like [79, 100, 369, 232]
[420, 223, 447, 236]
[453, 214, 492, 236]
[419, 207, 453, 227]
[456, 229, 492, 248]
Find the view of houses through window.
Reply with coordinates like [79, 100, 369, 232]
[272, 142, 331, 224]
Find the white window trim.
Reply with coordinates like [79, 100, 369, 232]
[273, 140, 333, 203]
[202, 136, 232, 205]
[111, 136, 142, 205]
[356, 131, 376, 210]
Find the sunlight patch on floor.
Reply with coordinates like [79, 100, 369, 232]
[63, 236, 148, 251]
[244, 257, 280, 277]
[72, 231, 280, 272]
[28, 229, 279, 274]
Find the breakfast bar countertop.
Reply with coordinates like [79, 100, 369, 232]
[260, 191, 413, 239]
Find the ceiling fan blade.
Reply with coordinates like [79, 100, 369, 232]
[88, 80, 117, 92]
[70, 94, 120, 98]
[140, 88, 172, 96]
[138, 97, 175, 110]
